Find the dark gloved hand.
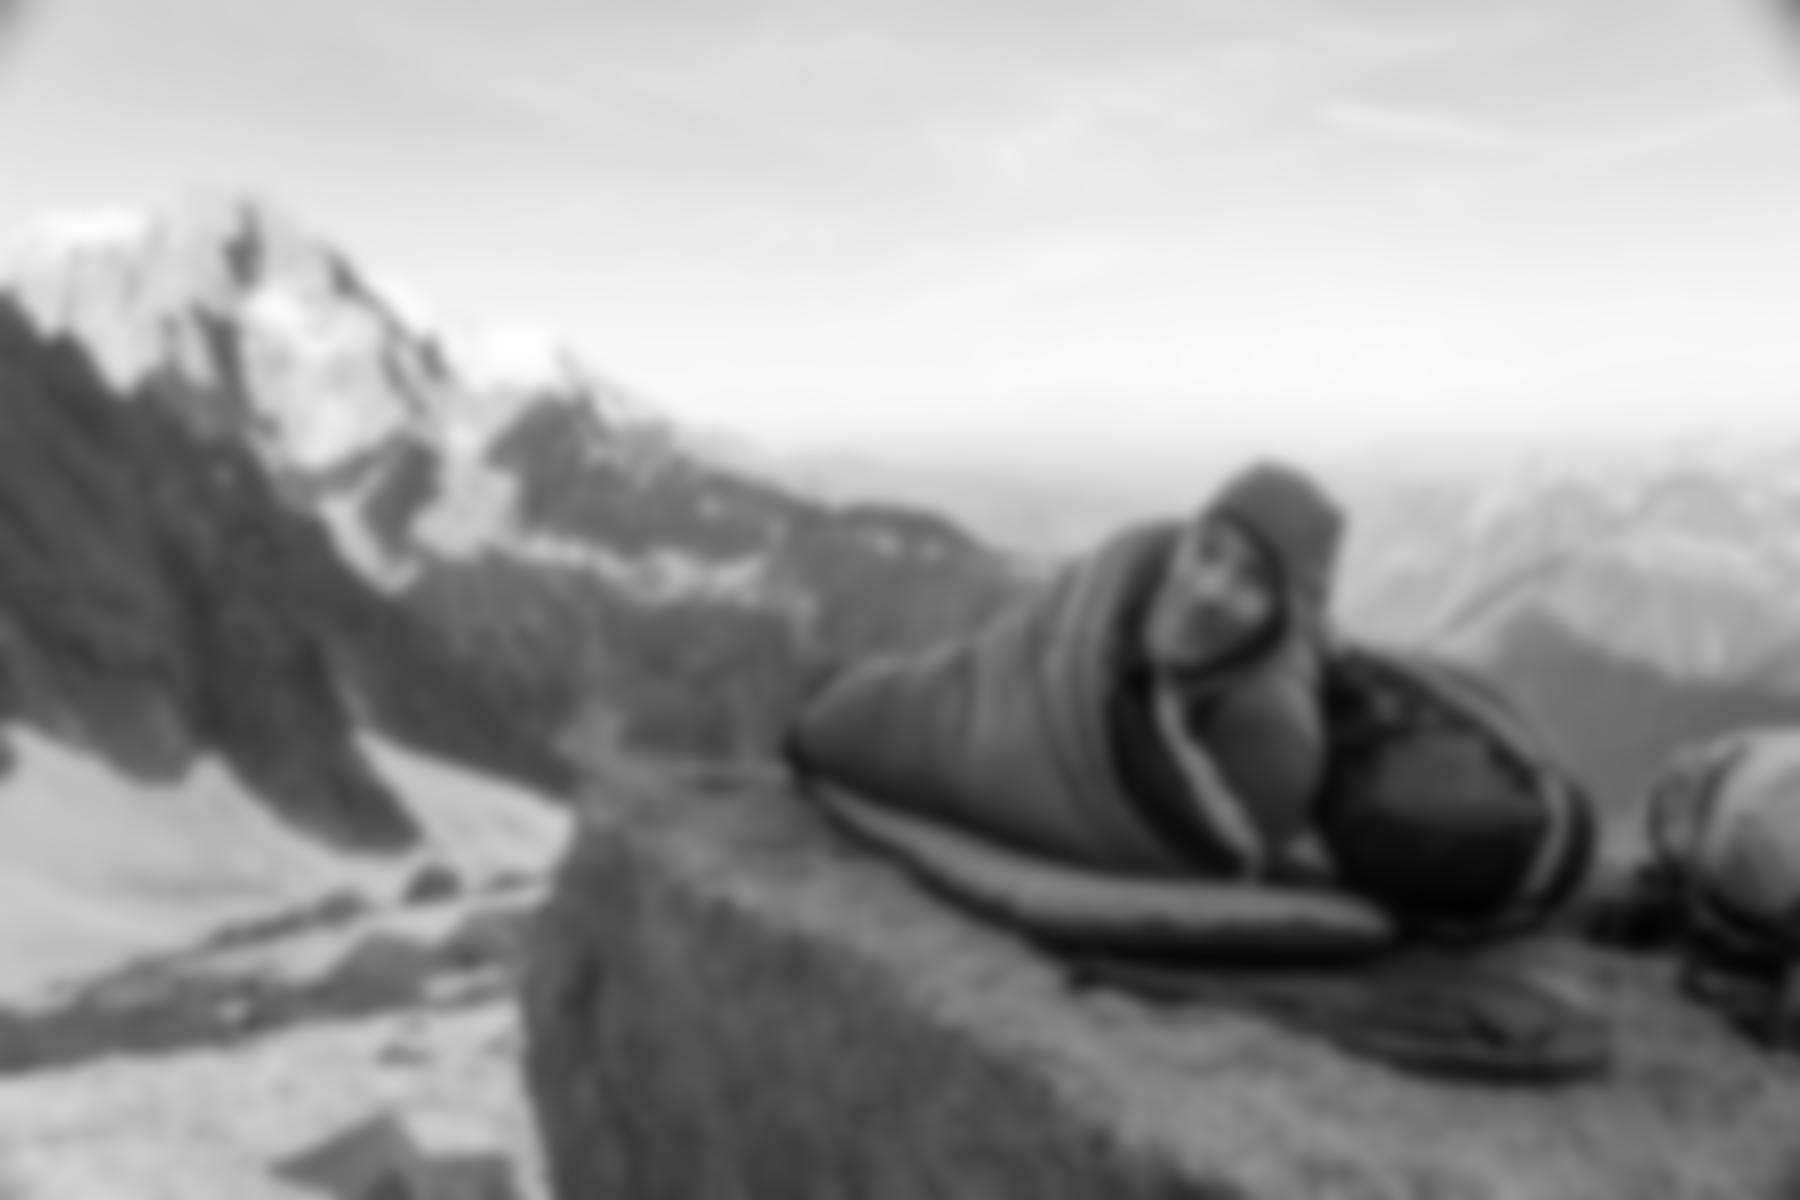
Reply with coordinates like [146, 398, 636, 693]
[1574, 863, 1688, 951]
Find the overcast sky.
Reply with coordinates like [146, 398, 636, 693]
[2, 0, 1800, 471]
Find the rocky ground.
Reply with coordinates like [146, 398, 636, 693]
[0, 997, 546, 1200]
[0, 864, 553, 1199]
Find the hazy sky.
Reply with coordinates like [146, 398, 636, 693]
[3, 0, 1800, 470]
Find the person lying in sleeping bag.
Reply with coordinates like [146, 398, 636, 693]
[785, 459, 1596, 944]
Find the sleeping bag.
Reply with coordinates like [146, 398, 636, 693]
[784, 462, 1399, 961]
[786, 462, 1342, 880]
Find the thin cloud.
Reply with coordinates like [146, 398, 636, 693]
[1320, 101, 1546, 155]
[894, 233, 1146, 325]
[1540, 96, 1800, 168]
[1268, 3, 1558, 65]
[1344, 92, 1800, 209]
[1448, 96, 1800, 198]
[316, 2, 894, 198]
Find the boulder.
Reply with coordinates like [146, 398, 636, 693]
[524, 769, 1800, 1200]
[405, 861, 465, 906]
[271, 1108, 520, 1200]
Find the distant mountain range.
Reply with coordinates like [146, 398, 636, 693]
[1337, 449, 1800, 819]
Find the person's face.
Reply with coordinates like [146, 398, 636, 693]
[1143, 518, 1278, 675]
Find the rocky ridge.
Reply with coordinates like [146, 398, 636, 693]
[0, 299, 568, 850]
[3, 194, 1023, 767]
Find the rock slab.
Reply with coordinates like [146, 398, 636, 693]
[524, 770, 1800, 1200]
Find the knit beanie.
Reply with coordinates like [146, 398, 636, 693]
[1201, 461, 1345, 613]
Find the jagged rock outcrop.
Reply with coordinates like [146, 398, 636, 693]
[273, 1109, 523, 1200]
[0, 301, 568, 848]
[3, 193, 1024, 764]
[525, 771, 1800, 1200]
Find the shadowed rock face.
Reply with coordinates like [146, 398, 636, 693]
[525, 770, 1800, 1200]
[0, 301, 569, 848]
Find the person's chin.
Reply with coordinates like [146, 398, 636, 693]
[1161, 634, 1233, 671]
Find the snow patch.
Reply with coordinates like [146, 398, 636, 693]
[314, 484, 419, 593]
[430, 386, 542, 463]
[363, 270, 441, 338]
[509, 533, 799, 610]
[359, 734, 570, 888]
[242, 283, 355, 359]
[411, 460, 520, 559]
[0, 733, 380, 1004]
[239, 283, 416, 470]
[17, 208, 152, 257]
[434, 318, 662, 435]
[0, 208, 151, 280]
[0, 727, 567, 1005]
[446, 322, 582, 397]
[259, 392, 410, 474]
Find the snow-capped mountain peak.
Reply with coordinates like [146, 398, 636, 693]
[0, 190, 1021, 769]
[0, 191, 667, 479]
